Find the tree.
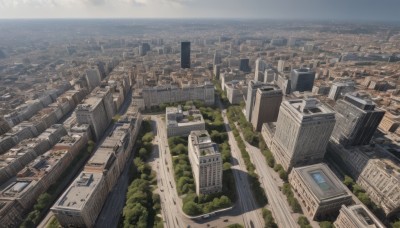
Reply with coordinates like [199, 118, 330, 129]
[138, 147, 148, 158]
[343, 175, 354, 189]
[353, 184, 365, 195]
[319, 221, 334, 228]
[357, 192, 372, 207]
[183, 201, 202, 215]
[34, 193, 52, 211]
[123, 203, 148, 228]
[392, 221, 400, 228]
[298, 216, 310, 226]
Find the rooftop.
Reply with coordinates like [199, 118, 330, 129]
[286, 98, 335, 117]
[294, 163, 350, 202]
[189, 130, 219, 157]
[342, 204, 385, 228]
[53, 172, 103, 210]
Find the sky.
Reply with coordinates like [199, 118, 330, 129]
[0, 0, 399, 21]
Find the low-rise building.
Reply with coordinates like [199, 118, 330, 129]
[289, 163, 353, 220]
[334, 204, 385, 228]
[166, 106, 205, 137]
[188, 130, 222, 195]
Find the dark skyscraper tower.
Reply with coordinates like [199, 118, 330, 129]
[331, 94, 385, 146]
[181, 41, 191, 69]
[290, 68, 315, 92]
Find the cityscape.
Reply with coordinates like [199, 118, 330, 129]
[0, 2, 400, 228]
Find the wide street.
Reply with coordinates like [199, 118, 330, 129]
[241, 134, 298, 228]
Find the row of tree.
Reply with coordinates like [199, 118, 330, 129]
[262, 208, 278, 228]
[122, 120, 163, 228]
[226, 107, 268, 207]
[227, 106, 259, 146]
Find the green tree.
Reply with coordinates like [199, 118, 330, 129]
[392, 221, 400, 228]
[319, 221, 334, 228]
[138, 147, 148, 158]
[34, 193, 52, 211]
[298, 216, 310, 226]
[182, 201, 202, 215]
[343, 175, 354, 189]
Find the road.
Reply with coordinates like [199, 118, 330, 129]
[240, 133, 298, 228]
[221, 110, 265, 228]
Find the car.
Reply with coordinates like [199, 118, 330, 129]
[223, 219, 229, 222]
[202, 214, 210, 219]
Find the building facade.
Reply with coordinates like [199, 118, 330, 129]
[270, 98, 336, 170]
[166, 106, 205, 137]
[251, 86, 283, 131]
[245, 80, 265, 122]
[331, 94, 385, 147]
[290, 68, 315, 92]
[289, 163, 352, 220]
[334, 204, 385, 228]
[181, 41, 191, 69]
[188, 130, 222, 195]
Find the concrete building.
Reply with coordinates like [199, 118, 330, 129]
[51, 172, 108, 227]
[245, 80, 265, 122]
[328, 81, 355, 100]
[213, 64, 221, 79]
[331, 94, 385, 147]
[334, 204, 385, 228]
[85, 68, 102, 91]
[239, 58, 251, 72]
[264, 68, 275, 83]
[275, 74, 291, 95]
[289, 163, 352, 220]
[166, 106, 205, 137]
[188, 130, 222, 195]
[270, 98, 336, 170]
[224, 80, 246, 105]
[251, 86, 283, 131]
[181, 41, 191, 69]
[213, 51, 221, 65]
[141, 82, 215, 109]
[328, 143, 400, 216]
[290, 68, 315, 92]
[378, 110, 400, 133]
[255, 58, 266, 82]
[75, 87, 115, 141]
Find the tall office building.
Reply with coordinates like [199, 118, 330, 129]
[255, 58, 266, 82]
[245, 80, 265, 122]
[251, 86, 283, 131]
[277, 60, 286, 73]
[85, 68, 102, 91]
[75, 88, 115, 141]
[181, 41, 191, 69]
[331, 94, 385, 146]
[264, 68, 275, 83]
[188, 130, 222, 195]
[213, 64, 221, 79]
[290, 68, 316, 92]
[271, 98, 336, 170]
[139, 43, 150, 56]
[239, 58, 251, 72]
[328, 81, 355, 100]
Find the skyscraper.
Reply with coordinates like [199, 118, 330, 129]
[328, 81, 355, 100]
[255, 58, 266, 82]
[181, 41, 191, 69]
[251, 86, 283, 131]
[139, 43, 150, 56]
[271, 98, 336, 170]
[239, 58, 251, 72]
[290, 68, 316, 92]
[85, 68, 102, 91]
[331, 94, 385, 146]
[245, 80, 265, 122]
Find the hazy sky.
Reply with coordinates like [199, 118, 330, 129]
[0, 0, 399, 21]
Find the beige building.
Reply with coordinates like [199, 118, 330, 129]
[51, 172, 108, 227]
[378, 110, 400, 133]
[289, 163, 353, 220]
[75, 87, 115, 141]
[251, 86, 282, 131]
[188, 130, 222, 195]
[142, 82, 215, 109]
[328, 142, 400, 216]
[166, 106, 205, 137]
[270, 98, 336, 170]
[334, 204, 385, 228]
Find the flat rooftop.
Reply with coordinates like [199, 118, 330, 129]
[286, 98, 335, 117]
[53, 172, 103, 210]
[294, 163, 349, 202]
[347, 204, 385, 227]
[190, 130, 219, 157]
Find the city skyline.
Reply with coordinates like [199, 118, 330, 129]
[0, 0, 399, 22]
